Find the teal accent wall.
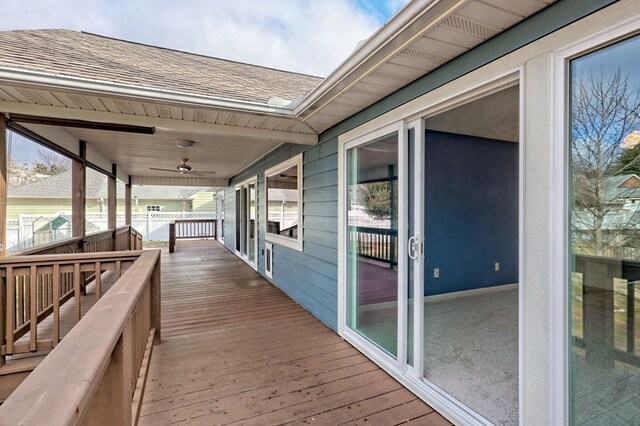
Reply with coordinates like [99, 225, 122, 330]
[225, 0, 618, 331]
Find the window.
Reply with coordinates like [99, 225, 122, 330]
[5, 130, 73, 252]
[86, 167, 109, 234]
[146, 205, 161, 212]
[265, 155, 303, 251]
[568, 33, 640, 424]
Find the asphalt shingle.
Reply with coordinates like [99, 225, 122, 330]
[0, 29, 323, 104]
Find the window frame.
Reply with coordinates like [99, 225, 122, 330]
[145, 205, 161, 212]
[264, 154, 303, 252]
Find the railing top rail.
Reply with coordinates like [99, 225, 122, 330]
[12, 237, 84, 256]
[0, 249, 160, 425]
[0, 250, 145, 267]
[114, 225, 133, 234]
[348, 225, 397, 235]
[171, 219, 217, 224]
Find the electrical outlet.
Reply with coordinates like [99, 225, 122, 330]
[495, 262, 500, 271]
[434, 268, 439, 278]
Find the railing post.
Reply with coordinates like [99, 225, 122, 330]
[82, 336, 130, 425]
[169, 221, 175, 253]
[150, 255, 161, 345]
[72, 141, 87, 241]
[0, 275, 5, 367]
[0, 115, 7, 257]
[125, 177, 132, 226]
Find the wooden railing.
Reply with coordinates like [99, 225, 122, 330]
[0, 249, 161, 425]
[0, 251, 143, 359]
[169, 219, 216, 253]
[574, 254, 639, 365]
[15, 225, 143, 256]
[349, 226, 397, 267]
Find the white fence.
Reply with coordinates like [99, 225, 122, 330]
[7, 211, 217, 251]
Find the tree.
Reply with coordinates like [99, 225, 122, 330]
[358, 180, 397, 220]
[571, 69, 640, 255]
[31, 149, 71, 176]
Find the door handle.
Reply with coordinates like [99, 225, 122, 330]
[408, 235, 418, 260]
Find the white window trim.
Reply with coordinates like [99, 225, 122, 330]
[145, 205, 160, 212]
[234, 176, 258, 269]
[264, 154, 303, 252]
[551, 17, 640, 426]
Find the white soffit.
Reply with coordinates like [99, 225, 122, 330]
[298, 0, 554, 133]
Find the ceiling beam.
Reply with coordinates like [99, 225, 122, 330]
[0, 101, 318, 145]
[8, 114, 156, 134]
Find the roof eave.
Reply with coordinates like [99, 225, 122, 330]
[293, 0, 455, 117]
[0, 66, 297, 117]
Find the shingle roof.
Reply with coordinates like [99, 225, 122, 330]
[0, 29, 323, 104]
[8, 170, 209, 199]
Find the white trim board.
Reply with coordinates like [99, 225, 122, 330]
[424, 283, 518, 303]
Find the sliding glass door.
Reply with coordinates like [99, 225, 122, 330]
[236, 177, 257, 268]
[346, 131, 399, 358]
[342, 80, 522, 425]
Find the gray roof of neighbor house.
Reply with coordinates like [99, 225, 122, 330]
[8, 169, 210, 199]
[0, 29, 323, 104]
[604, 174, 640, 201]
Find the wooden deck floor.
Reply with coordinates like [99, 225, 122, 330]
[139, 240, 449, 425]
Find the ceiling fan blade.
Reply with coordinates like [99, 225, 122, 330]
[149, 167, 179, 173]
[192, 170, 217, 175]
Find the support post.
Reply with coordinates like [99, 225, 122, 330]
[0, 114, 5, 366]
[0, 115, 7, 257]
[72, 141, 86, 239]
[107, 164, 116, 230]
[125, 177, 132, 226]
[150, 255, 161, 345]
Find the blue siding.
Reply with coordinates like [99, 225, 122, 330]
[424, 131, 519, 296]
[226, 140, 339, 331]
[222, 0, 611, 331]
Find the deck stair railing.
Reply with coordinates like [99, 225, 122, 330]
[0, 249, 160, 425]
[349, 226, 397, 268]
[169, 219, 217, 253]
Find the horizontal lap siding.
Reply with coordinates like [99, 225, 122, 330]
[226, 140, 339, 331]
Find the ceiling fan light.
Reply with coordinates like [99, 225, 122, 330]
[175, 139, 195, 149]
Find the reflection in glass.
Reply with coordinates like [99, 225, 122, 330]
[346, 133, 398, 357]
[267, 164, 299, 240]
[249, 182, 256, 264]
[570, 33, 640, 425]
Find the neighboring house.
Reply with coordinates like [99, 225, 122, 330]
[7, 169, 215, 219]
[0, 1, 638, 425]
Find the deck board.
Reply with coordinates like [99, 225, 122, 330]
[139, 240, 449, 425]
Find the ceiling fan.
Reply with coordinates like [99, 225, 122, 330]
[150, 158, 216, 175]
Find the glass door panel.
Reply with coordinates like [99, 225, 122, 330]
[248, 183, 256, 264]
[240, 186, 247, 256]
[346, 133, 399, 357]
[420, 87, 520, 424]
[569, 33, 640, 425]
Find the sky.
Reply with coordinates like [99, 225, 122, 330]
[1, 0, 407, 77]
[2, 0, 407, 163]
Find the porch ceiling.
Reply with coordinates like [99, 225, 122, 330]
[0, 91, 318, 184]
[297, 0, 554, 133]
